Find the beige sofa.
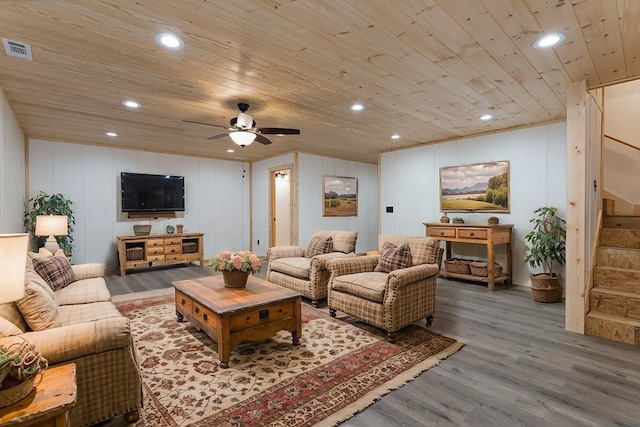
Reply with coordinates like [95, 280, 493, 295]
[267, 230, 358, 306]
[327, 235, 442, 342]
[0, 251, 142, 426]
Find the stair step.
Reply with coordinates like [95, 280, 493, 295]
[596, 246, 640, 269]
[593, 266, 640, 293]
[600, 228, 640, 249]
[590, 288, 640, 320]
[585, 311, 640, 345]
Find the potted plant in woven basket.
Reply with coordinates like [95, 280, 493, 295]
[210, 251, 261, 288]
[524, 206, 566, 303]
[0, 339, 48, 408]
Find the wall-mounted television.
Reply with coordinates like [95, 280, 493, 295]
[121, 172, 185, 213]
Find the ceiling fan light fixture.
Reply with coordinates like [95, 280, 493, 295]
[229, 131, 257, 147]
[236, 112, 254, 129]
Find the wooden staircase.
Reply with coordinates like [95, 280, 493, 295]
[586, 226, 640, 344]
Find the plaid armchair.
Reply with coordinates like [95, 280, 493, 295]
[326, 235, 442, 342]
[267, 230, 358, 306]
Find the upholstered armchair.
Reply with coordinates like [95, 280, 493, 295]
[326, 235, 442, 342]
[267, 230, 358, 306]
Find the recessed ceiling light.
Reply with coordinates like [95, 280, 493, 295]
[479, 114, 493, 121]
[155, 33, 184, 50]
[350, 103, 364, 111]
[106, 132, 118, 137]
[533, 33, 566, 49]
[226, 149, 235, 153]
[122, 100, 140, 109]
[391, 134, 400, 139]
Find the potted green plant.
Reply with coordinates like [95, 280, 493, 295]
[452, 216, 464, 224]
[524, 206, 566, 303]
[23, 191, 76, 255]
[0, 340, 48, 407]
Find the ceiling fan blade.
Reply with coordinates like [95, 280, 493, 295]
[258, 127, 300, 135]
[255, 134, 272, 145]
[182, 119, 228, 129]
[206, 133, 229, 140]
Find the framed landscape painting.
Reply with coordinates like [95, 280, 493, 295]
[323, 176, 358, 217]
[440, 161, 510, 213]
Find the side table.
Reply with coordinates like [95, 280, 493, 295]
[424, 222, 513, 290]
[0, 363, 77, 427]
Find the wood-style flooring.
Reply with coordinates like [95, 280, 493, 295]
[105, 265, 640, 427]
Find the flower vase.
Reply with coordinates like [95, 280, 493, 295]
[222, 270, 250, 288]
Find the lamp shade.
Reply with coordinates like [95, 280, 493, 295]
[229, 131, 257, 147]
[35, 215, 68, 237]
[0, 233, 29, 303]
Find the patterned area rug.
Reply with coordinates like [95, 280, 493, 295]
[116, 295, 463, 427]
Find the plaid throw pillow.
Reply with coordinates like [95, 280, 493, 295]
[32, 256, 77, 291]
[375, 241, 413, 273]
[306, 235, 334, 258]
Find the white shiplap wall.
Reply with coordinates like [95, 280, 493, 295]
[251, 153, 378, 256]
[380, 122, 567, 286]
[297, 154, 378, 254]
[0, 89, 25, 233]
[28, 139, 250, 271]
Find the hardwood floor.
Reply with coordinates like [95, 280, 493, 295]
[106, 264, 215, 295]
[105, 266, 640, 427]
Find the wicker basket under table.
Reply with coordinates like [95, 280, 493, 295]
[444, 258, 472, 275]
[469, 261, 503, 278]
[182, 242, 197, 254]
[126, 247, 144, 261]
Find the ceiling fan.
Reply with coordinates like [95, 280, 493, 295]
[183, 103, 300, 147]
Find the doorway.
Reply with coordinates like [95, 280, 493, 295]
[270, 166, 293, 247]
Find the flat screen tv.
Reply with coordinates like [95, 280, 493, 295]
[121, 172, 185, 213]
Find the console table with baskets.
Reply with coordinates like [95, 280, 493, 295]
[424, 222, 513, 290]
[117, 232, 204, 275]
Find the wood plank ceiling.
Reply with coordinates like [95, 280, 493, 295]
[0, 0, 638, 164]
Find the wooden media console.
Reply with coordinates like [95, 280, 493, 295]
[117, 232, 204, 275]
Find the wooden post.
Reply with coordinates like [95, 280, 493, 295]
[565, 80, 587, 334]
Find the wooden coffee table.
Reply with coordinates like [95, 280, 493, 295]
[172, 275, 302, 368]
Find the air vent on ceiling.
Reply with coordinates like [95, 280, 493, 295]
[2, 38, 33, 60]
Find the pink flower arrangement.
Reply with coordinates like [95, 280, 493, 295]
[210, 250, 261, 274]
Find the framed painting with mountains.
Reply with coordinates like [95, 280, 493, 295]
[439, 161, 510, 213]
[323, 175, 358, 217]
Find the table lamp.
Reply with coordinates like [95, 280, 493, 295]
[35, 215, 68, 253]
[0, 233, 29, 303]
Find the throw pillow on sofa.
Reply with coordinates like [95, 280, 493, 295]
[0, 317, 23, 337]
[375, 241, 413, 273]
[0, 302, 28, 333]
[16, 271, 62, 330]
[25, 248, 66, 273]
[306, 235, 334, 258]
[32, 256, 77, 291]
